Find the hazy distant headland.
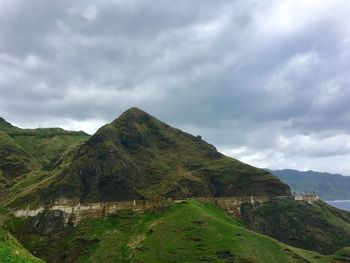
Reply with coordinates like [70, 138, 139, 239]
[269, 169, 350, 201]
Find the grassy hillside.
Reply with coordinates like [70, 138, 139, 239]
[241, 199, 350, 255]
[42, 107, 290, 203]
[5, 200, 345, 263]
[0, 230, 44, 263]
[0, 131, 39, 179]
[269, 169, 350, 201]
[0, 206, 43, 263]
[0, 117, 89, 207]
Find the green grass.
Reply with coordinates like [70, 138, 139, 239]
[0, 229, 43, 263]
[334, 247, 350, 261]
[6, 200, 343, 263]
[0, 206, 43, 263]
[12, 133, 88, 171]
[0, 131, 39, 176]
[130, 201, 331, 263]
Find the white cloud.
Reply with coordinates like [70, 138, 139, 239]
[82, 6, 98, 20]
[25, 54, 43, 69]
[60, 118, 105, 134]
[277, 134, 350, 157]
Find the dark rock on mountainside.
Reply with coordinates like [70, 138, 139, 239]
[34, 210, 70, 235]
[41, 107, 291, 203]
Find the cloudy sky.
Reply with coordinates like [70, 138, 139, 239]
[1, 0, 350, 175]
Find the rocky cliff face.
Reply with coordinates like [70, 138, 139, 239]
[34, 210, 70, 235]
[41, 107, 291, 203]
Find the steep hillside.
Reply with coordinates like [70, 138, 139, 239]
[0, 118, 89, 206]
[5, 200, 345, 263]
[0, 207, 43, 263]
[269, 169, 350, 201]
[241, 199, 350, 255]
[0, 118, 89, 172]
[42, 107, 291, 203]
[0, 131, 39, 180]
[0, 229, 44, 263]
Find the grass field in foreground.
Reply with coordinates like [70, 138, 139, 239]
[9, 200, 348, 263]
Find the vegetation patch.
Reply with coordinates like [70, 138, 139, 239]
[241, 199, 350, 254]
[0, 228, 43, 262]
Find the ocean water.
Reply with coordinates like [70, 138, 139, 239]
[326, 200, 350, 212]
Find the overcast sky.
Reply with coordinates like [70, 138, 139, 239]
[1, 0, 350, 175]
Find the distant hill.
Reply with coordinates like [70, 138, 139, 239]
[0, 117, 90, 206]
[40, 107, 291, 203]
[268, 169, 350, 201]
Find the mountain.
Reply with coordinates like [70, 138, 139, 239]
[0, 118, 90, 206]
[41, 107, 291, 203]
[5, 200, 347, 263]
[269, 169, 350, 200]
[2, 109, 350, 262]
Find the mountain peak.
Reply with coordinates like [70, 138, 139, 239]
[124, 107, 145, 114]
[112, 107, 159, 127]
[119, 107, 150, 118]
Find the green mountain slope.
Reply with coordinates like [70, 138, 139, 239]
[0, 230, 44, 263]
[0, 207, 43, 263]
[241, 199, 350, 255]
[5, 200, 345, 263]
[0, 118, 90, 207]
[0, 131, 39, 179]
[269, 169, 350, 201]
[42, 107, 291, 203]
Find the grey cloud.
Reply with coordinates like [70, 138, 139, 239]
[1, 0, 350, 174]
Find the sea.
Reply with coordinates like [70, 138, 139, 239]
[326, 200, 350, 212]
